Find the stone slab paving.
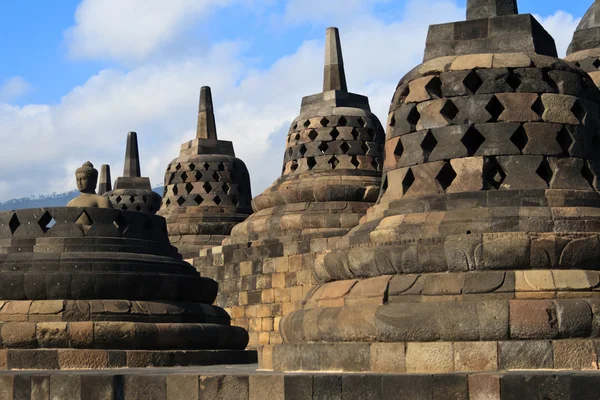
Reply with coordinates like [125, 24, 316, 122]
[1, 365, 600, 399]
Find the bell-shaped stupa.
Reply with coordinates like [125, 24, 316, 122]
[229, 27, 385, 245]
[270, 0, 600, 377]
[157, 87, 253, 259]
[104, 132, 162, 214]
[566, 1, 600, 87]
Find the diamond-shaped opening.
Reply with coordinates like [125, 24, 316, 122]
[194, 195, 204, 205]
[351, 128, 360, 140]
[531, 96, 545, 117]
[115, 195, 122, 204]
[129, 196, 136, 203]
[142, 196, 147, 202]
[338, 116, 347, 126]
[407, 106, 420, 128]
[483, 158, 506, 190]
[299, 144, 307, 157]
[462, 70, 483, 94]
[307, 157, 317, 169]
[440, 99, 459, 122]
[291, 161, 299, 172]
[203, 162, 210, 170]
[287, 148, 293, 158]
[594, 59, 600, 69]
[389, 115, 396, 127]
[135, 204, 142, 212]
[351, 156, 360, 168]
[203, 182, 213, 193]
[394, 139, 404, 162]
[181, 172, 189, 182]
[340, 141, 351, 154]
[582, 161, 596, 189]
[571, 99, 587, 124]
[541, 71, 559, 92]
[536, 158, 554, 186]
[172, 185, 179, 196]
[556, 127, 573, 154]
[485, 96, 505, 122]
[292, 122, 298, 130]
[361, 142, 369, 154]
[189, 163, 196, 171]
[222, 183, 231, 194]
[436, 162, 457, 191]
[113, 214, 128, 234]
[294, 133, 301, 141]
[331, 128, 340, 140]
[318, 142, 329, 154]
[371, 158, 380, 170]
[402, 168, 415, 195]
[506, 72, 522, 91]
[175, 163, 181, 171]
[165, 198, 171, 206]
[420, 131, 438, 158]
[425, 76, 442, 98]
[185, 182, 194, 194]
[308, 130, 318, 141]
[320, 117, 330, 127]
[510, 125, 528, 152]
[380, 174, 388, 197]
[328, 156, 339, 169]
[38, 211, 56, 233]
[120, 204, 128, 210]
[461, 126, 485, 156]
[303, 119, 311, 128]
[214, 195, 222, 205]
[176, 196, 186, 206]
[213, 171, 221, 182]
[195, 171, 203, 181]
[75, 211, 94, 233]
[358, 118, 366, 128]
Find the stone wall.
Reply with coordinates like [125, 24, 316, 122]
[195, 236, 334, 348]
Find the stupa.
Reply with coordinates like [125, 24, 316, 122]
[97, 164, 112, 195]
[0, 162, 252, 371]
[103, 132, 162, 214]
[157, 87, 253, 259]
[268, 0, 600, 385]
[566, 1, 600, 87]
[195, 27, 385, 348]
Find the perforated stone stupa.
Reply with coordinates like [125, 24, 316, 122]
[566, 1, 600, 88]
[195, 27, 385, 348]
[268, 0, 600, 379]
[157, 87, 253, 259]
[104, 132, 162, 214]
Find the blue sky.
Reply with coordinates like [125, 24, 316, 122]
[0, 0, 588, 200]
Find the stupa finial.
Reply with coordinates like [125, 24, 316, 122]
[98, 164, 112, 195]
[323, 27, 348, 92]
[467, 0, 518, 20]
[123, 132, 141, 178]
[196, 86, 218, 140]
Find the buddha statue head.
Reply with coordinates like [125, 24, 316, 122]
[75, 161, 98, 194]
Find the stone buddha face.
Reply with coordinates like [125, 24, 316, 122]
[76, 161, 98, 194]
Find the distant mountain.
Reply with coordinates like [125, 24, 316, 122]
[0, 187, 165, 211]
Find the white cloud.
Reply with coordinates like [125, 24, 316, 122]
[64, 0, 234, 63]
[0, 77, 32, 103]
[535, 11, 582, 57]
[0, 1, 585, 203]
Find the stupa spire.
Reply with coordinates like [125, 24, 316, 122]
[123, 132, 141, 178]
[323, 27, 348, 92]
[196, 86, 218, 140]
[467, 0, 518, 20]
[98, 164, 112, 195]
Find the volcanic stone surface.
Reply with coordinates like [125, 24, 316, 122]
[0, 206, 251, 369]
[157, 87, 253, 259]
[566, 1, 600, 89]
[273, 0, 600, 373]
[104, 132, 162, 214]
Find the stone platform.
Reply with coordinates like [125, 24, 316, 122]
[1, 365, 600, 399]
